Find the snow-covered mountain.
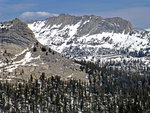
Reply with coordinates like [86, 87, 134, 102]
[28, 14, 150, 73]
[28, 15, 149, 56]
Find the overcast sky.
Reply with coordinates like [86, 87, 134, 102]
[0, 0, 150, 29]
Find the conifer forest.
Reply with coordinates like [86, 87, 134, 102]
[0, 61, 150, 113]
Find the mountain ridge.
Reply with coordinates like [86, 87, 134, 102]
[28, 14, 149, 56]
[30, 14, 133, 34]
[0, 18, 36, 56]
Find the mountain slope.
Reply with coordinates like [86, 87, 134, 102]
[0, 19, 87, 82]
[0, 18, 36, 56]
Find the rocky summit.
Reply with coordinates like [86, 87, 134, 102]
[30, 14, 133, 35]
[0, 18, 36, 56]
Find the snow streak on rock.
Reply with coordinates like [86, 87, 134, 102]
[0, 50, 40, 73]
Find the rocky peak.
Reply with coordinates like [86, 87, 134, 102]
[0, 18, 35, 45]
[0, 18, 37, 55]
[42, 14, 133, 36]
[105, 17, 133, 33]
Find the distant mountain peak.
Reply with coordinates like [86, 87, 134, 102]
[39, 14, 133, 36]
[28, 14, 150, 62]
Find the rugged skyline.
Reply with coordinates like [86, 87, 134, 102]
[0, 0, 150, 29]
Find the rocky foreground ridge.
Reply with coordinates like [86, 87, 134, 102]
[0, 18, 86, 82]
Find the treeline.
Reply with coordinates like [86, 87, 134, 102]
[0, 61, 150, 112]
[95, 56, 150, 75]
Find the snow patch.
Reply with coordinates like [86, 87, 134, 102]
[12, 48, 29, 60]
[0, 23, 13, 29]
[67, 74, 73, 78]
[83, 20, 90, 25]
[0, 78, 12, 81]
[145, 29, 150, 32]
[0, 51, 40, 73]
